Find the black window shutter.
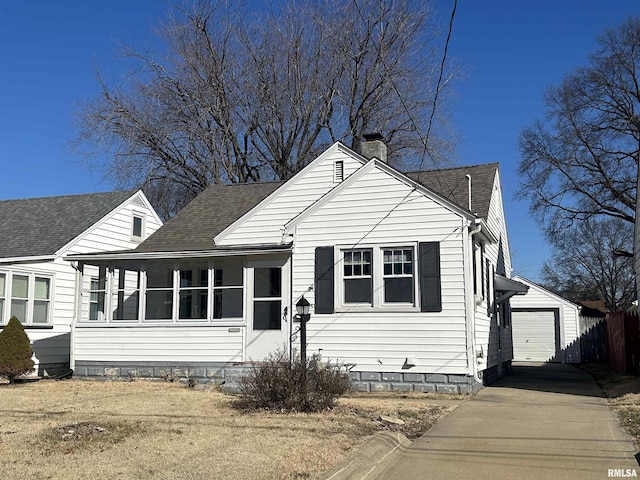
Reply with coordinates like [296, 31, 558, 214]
[419, 242, 442, 312]
[314, 247, 334, 314]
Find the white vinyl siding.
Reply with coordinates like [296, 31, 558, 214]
[217, 146, 362, 246]
[64, 193, 162, 256]
[473, 171, 514, 371]
[292, 165, 469, 374]
[73, 326, 243, 363]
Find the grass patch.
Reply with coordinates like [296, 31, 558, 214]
[581, 362, 640, 448]
[0, 380, 462, 479]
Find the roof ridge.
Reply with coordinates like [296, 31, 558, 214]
[0, 189, 136, 203]
[405, 162, 499, 175]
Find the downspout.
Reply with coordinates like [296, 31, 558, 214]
[288, 228, 296, 363]
[70, 261, 82, 372]
[464, 219, 483, 384]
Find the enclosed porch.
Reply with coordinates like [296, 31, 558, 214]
[68, 248, 293, 381]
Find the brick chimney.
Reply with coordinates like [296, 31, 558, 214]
[360, 133, 387, 163]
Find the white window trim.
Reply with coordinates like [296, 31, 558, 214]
[335, 242, 419, 312]
[0, 269, 54, 326]
[131, 211, 147, 242]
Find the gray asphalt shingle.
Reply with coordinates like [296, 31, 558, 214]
[406, 163, 499, 219]
[135, 162, 498, 254]
[0, 190, 136, 259]
[135, 182, 283, 252]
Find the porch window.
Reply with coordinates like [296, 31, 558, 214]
[213, 257, 243, 319]
[111, 267, 140, 321]
[179, 264, 208, 320]
[0, 273, 5, 323]
[253, 267, 281, 330]
[145, 263, 174, 321]
[89, 266, 107, 321]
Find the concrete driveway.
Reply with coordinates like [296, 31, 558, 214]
[339, 363, 639, 480]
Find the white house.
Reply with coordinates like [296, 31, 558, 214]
[0, 190, 162, 375]
[509, 276, 581, 364]
[67, 139, 526, 392]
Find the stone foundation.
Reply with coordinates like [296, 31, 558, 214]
[74, 361, 487, 393]
[348, 371, 483, 394]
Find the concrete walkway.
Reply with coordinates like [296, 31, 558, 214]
[344, 363, 639, 479]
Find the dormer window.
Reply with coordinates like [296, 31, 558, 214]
[132, 213, 145, 241]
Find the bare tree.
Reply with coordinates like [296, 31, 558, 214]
[541, 218, 634, 311]
[75, 0, 458, 217]
[517, 17, 640, 239]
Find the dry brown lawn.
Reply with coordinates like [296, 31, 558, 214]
[0, 379, 463, 480]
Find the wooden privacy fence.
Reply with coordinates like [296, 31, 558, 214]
[606, 311, 640, 373]
[579, 315, 607, 362]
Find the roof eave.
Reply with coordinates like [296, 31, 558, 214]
[65, 244, 293, 263]
[0, 255, 57, 265]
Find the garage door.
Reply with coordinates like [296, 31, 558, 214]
[511, 310, 559, 362]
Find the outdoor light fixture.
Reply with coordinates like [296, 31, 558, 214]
[296, 296, 310, 317]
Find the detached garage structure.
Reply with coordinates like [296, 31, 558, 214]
[509, 276, 581, 364]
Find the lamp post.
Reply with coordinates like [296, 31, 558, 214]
[296, 296, 311, 367]
[296, 296, 311, 409]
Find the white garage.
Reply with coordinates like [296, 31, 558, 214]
[511, 309, 560, 362]
[509, 276, 581, 364]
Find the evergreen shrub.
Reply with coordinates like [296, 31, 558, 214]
[0, 316, 35, 383]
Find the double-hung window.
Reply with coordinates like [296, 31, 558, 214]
[382, 248, 414, 304]
[32, 277, 51, 324]
[316, 243, 440, 314]
[11, 275, 29, 322]
[343, 249, 373, 304]
[340, 246, 416, 308]
[0, 273, 5, 322]
[0, 271, 53, 325]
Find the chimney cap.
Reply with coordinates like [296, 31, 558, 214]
[363, 132, 384, 141]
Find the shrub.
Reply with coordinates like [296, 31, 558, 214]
[236, 348, 350, 413]
[0, 316, 35, 383]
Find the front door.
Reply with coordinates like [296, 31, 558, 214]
[245, 258, 290, 361]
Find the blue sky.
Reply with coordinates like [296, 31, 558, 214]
[1, 1, 639, 281]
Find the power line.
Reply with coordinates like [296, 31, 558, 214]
[420, 0, 457, 172]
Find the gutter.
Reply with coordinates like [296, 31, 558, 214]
[65, 245, 293, 262]
[0, 255, 56, 265]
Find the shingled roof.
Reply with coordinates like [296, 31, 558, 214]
[136, 182, 283, 252]
[0, 190, 137, 259]
[134, 162, 498, 254]
[406, 163, 499, 219]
